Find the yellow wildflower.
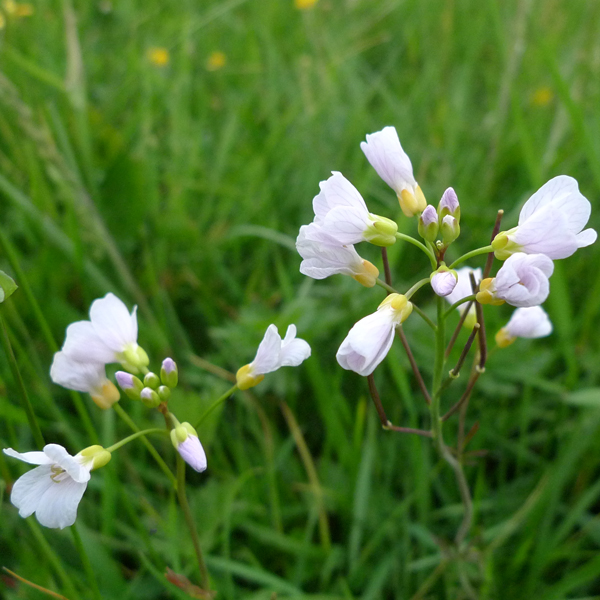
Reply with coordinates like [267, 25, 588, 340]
[3, 0, 33, 17]
[295, 0, 319, 9]
[531, 87, 553, 107]
[206, 51, 226, 71]
[147, 47, 170, 67]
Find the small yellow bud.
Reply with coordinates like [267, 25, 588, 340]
[495, 328, 516, 348]
[91, 381, 120, 410]
[351, 260, 379, 288]
[236, 364, 264, 390]
[295, 0, 319, 9]
[365, 215, 398, 247]
[475, 278, 505, 306]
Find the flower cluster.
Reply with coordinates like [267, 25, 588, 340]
[5, 294, 311, 529]
[296, 125, 596, 377]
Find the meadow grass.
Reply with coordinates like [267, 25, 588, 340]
[1, 0, 600, 598]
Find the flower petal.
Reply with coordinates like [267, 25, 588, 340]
[50, 352, 106, 395]
[89, 293, 138, 352]
[34, 477, 88, 529]
[10, 465, 55, 518]
[3, 448, 53, 465]
[280, 325, 311, 367]
[251, 325, 283, 375]
[177, 436, 207, 473]
[62, 320, 117, 364]
[43, 444, 91, 483]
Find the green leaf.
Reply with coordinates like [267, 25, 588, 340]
[0, 270, 17, 303]
[563, 388, 600, 407]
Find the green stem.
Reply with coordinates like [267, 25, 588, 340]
[106, 428, 168, 453]
[375, 279, 399, 295]
[195, 384, 238, 429]
[113, 404, 176, 488]
[444, 295, 476, 319]
[430, 297, 473, 548]
[395, 232, 437, 267]
[0, 310, 45, 448]
[405, 277, 430, 300]
[448, 245, 493, 270]
[71, 524, 102, 600]
[176, 455, 211, 590]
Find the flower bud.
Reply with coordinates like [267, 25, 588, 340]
[438, 187, 460, 222]
[236, 364, 265, 390]
[78, 445, 112, 470]
[140, 387, 161, 408]
[158, 385, 171, 402]
[115, 371, 144, 400]
[170, 422, 207, 473]
[364, 215, 398, 247]
[440, 215, 460, 245]
[143, 372, 160, 390]
[160, 358, 178, 388]
[418, 205, 439, 242]
[430, 266, 458, 297]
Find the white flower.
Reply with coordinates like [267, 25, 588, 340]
[3, 444, 108, 529]
[445, 267, 481, 328]
[492, 175, 597, 260]
[296, 225, 379, 287]
[59, 293, 148, 372]
[236, 324, 311, 390]
[171, 423, 207, 473]
[360, 126, 426, 216]
[336, 293, 412, 376]
[309, 172, 398, 246]
[495, 306, 552, 348]
[50, 352, 120, 409]
[477, 253, 554, 308]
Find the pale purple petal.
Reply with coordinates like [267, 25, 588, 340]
[576, 228, 598, 248]
[431, 271, 457, 297]
[313, 172, 369, 220]
[177, 436, 207, 473]
[505, 307, 552, 339]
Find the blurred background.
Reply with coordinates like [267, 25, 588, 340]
[1, 0, 600, 598]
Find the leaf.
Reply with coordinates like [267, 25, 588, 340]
[562, 388, 600, 407]
[0, 270, 17, 303]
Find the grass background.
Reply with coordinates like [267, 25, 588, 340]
[1, 0, 600, 598]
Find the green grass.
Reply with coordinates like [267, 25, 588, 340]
[2, 0, 600, 598]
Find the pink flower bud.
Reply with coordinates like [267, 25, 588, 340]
[431, 270, 458, 297]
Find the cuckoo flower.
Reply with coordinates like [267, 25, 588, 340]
[477, 253, 554, 308]
[337, 293, 413, 376]
[171, 422, 207, 473]
[438, 187, 460, 222]
[495, 306, 552, 348]
[50, 352, 120, 409]
[59, 293, 149, 373]
[418, 205, 439, 242]
[445, 266, 481, 329]
[296, 225, 379, 287]
[309, 171, 398, 247]
[492, 175, 597, 260]
[3, 444, 110, 529]
[360, 126, 426, 217]
[236, 324, 311, 390]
